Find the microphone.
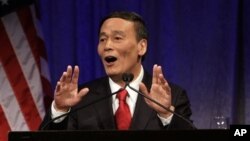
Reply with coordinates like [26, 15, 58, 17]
[40, 88, 124, 130]
[122, 73, 196, 129]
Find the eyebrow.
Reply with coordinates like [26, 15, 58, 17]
[99, 30, 126, 37]
[99, 32, 107, 37]
[112, 30, 126, 36]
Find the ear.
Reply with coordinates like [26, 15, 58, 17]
[137, 39, 147, 56]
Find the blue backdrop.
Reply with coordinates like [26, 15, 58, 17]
[38, 0, 250, 129]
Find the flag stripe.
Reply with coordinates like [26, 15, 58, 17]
[15, 5, 48, 117]
[0, 106, 11, 141]
[17, 6, 41, 70]
[0, 62, 29, 131]
[2, 10, 45, 120]
[0, 19, 41, 130]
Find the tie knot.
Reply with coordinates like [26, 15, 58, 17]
[117, 89, 128, 101]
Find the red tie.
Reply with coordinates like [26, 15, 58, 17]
[115, 89, 131, 130]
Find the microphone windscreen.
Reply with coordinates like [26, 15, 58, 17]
[122, 73, 134, 83]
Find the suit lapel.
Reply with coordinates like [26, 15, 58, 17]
[130, 93, 154, 129]
[91, 77, 116, 129]
[130, 72, 154, 130]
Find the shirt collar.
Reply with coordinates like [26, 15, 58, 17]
[109, 65, 144, 95]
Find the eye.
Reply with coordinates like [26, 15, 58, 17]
[114, 36, 122, 41]
[99, 37, 106, 42]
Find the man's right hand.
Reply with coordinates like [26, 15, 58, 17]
[54, 65, 89, 112]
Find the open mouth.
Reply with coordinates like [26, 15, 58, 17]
[104, 56, 117, 63]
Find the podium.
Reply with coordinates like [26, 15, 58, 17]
[9, 130, 229, 141]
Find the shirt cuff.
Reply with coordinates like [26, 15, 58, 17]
[51, 101, 70, 123]
[157, 113, 174, 126]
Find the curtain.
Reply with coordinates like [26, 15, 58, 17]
[38, 0, 250, 129]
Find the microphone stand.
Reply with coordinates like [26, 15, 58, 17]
[40, 88, 124, 130]
[122, 73, 196, 129]
[126, 84, 196, 129]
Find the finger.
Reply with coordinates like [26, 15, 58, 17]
[157, 66, 169, 90]
[156, 65, 162, 83]
[157, 66, 168, 88]
[152, 64, 158, 84]
[146, 84, 160, 105]
[78, 88, 89, 98]
[59, 72, 67, 82]
[59, 72, 67, 88]
[72, 65, 80, 84]
[151, 83, 160, 94]
[55, 81, 61, 94]
[157, 65, 165, 82]
[139, 82, 149, 96]
[157, 65, 163, 75]
[156, 65, 164, 84]
[65, 65, 73, 83]
[164, 82, 171, 95]
[139, 83, 151, 105]
[156, 81, 171, 98]
[158, 74, 167, 84]
[151, 83, 167, 99]
[158, 74, 170, 90]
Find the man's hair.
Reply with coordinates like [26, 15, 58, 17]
[99, 11, 148, 42]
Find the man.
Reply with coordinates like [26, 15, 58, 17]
[39, 11, 195, 130]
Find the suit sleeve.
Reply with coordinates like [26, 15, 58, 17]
[166, 84, 196, 130]
[38, 107, 68, 130]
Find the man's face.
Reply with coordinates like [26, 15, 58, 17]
[98, 18, 147, 81]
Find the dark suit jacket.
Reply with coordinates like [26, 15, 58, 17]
[39, 71, 195, 130]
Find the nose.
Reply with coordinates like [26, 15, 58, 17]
[104, 39, 113, 51]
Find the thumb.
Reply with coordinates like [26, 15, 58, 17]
[139, 82, 152, 105]
[139, 82, 149, 96]
[78, 87, 89, 98]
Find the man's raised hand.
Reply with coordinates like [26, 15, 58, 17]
[139, 64, 173, 118]
[54, 65, 89, 112]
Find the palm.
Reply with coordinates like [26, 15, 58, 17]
[55, 82, 79, 107]
[147, 84, 171, 114]
[54, 66, 89, 111]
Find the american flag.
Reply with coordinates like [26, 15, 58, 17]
[0, 0, 53, 141]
